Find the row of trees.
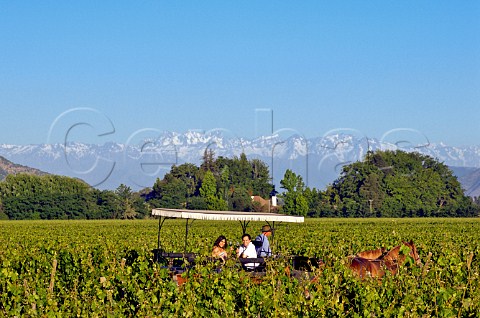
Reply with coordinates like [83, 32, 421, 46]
[277, 150, 478, 217]
[0, 174, 148, 220]
[313, 150, 478, 217]
[145, 151, 273, 212]
[0, 151, 273, 220]
[0, 150, 478, 219]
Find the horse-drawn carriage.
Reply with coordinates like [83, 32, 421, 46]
[151, 208, 322, 281]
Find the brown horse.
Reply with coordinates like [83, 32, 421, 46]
[355, 247, 386, 260]
[349, 257, 385, 278]
[349, 241, 421, 279]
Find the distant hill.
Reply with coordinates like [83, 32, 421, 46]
[0, 155, 48, 180]
[1, 133, 480, 195]
[449, 166, 479, 179]
[457, 168, 480, 198]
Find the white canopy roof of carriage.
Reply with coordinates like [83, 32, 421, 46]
[151, 208, 304, 223]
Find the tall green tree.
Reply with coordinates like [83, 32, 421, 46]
[280, 169, 308, 216]
[169, 163, 201, 197]
[251, 158, 273, 197]
[150, 177, 188, 208]
[327, 150, 479, 217]
[115, 184, 137, 219]
[199, 170, 228, 210]
[201, 149, 218, 174]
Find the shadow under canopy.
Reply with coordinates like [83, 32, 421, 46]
[151, 207, 304, 254]
[150, 208, 324, 277]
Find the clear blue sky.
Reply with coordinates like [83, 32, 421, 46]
[1, 1, 479, 146]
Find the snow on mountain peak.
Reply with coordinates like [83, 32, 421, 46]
[1, 132, 480, 191]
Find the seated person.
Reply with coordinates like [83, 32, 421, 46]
[212, 235, 229, 262]
[236, 234, 258, 270]
[254, 225, 272, 257]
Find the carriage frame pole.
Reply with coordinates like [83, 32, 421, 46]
[157, 216, 168, 251]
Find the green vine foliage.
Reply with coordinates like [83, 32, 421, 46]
[0, 218, 479, 316]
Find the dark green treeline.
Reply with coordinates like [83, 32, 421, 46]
[0, 150, 478, 219]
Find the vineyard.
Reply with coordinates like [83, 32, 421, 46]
[1, 218, 479, 317]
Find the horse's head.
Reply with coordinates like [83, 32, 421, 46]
[402, 241, 422, 266]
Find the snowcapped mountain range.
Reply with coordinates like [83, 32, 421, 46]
[1, 132, 480, 196]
